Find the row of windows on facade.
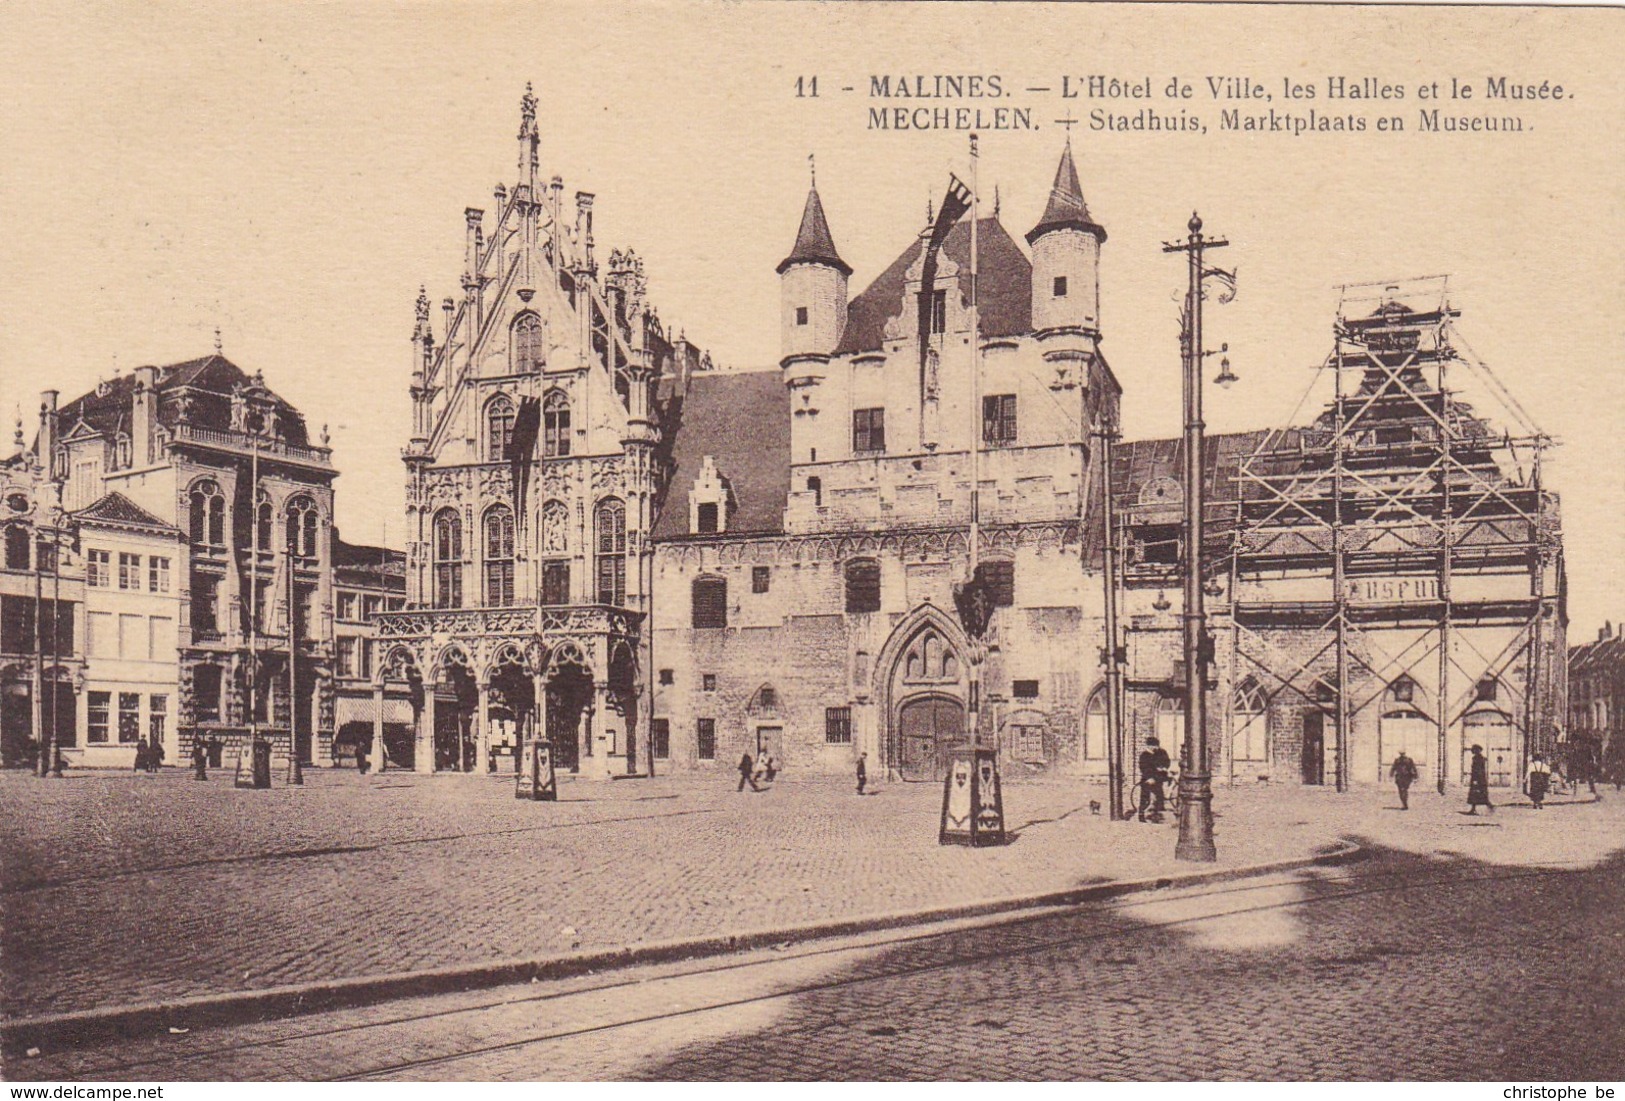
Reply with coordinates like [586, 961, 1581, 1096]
[0, 596, 75, 655]
[184, 665, 295, 726]
[334, 591, 405, 622]
[685, 558, 1015, 628]
[676, 708, 854, 761]
[841, 395, 1019, 458]
[430, 498, 624, 608]
[188, 481, 322, 557]
[82, 692, 167, 746]
[84, 551, 171, 592]
[186, 573, 318, 637]
[485, 391, 571, 462]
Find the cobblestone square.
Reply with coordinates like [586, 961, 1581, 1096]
[3, 766, 1614, 1026]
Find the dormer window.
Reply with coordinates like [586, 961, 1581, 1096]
[689, 455, 732, 535]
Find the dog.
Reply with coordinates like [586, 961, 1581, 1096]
[1089, 800, 1102, 816]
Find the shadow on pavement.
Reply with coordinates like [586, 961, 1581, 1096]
[624, 841, 1625, 1082]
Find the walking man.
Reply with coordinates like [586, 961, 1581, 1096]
[856, 751, 868, 795]
[191, 738, 208, 781]
[737, 751, 759, 792]
[1466, 744, 1495, 814]
[134, 737, 150, 773]
[1390, 750, 1418, 810]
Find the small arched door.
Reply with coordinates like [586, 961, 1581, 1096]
[897, 695, 966, 782]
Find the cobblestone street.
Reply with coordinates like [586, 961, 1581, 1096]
[12, 792, 1623, 1082]
[1, 766, 1615, 1036]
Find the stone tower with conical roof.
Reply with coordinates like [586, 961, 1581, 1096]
[777, 167, 851, 364]
[1026, 140, 1106, 338]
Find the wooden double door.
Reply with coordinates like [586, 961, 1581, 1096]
[897, 696, 966, 782]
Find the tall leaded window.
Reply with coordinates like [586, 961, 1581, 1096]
[487, 395, 516, 462]
[844, 558, 881, 613]
[433, 508, 463, 609]
[544, 391, 571, 457]
[692, 576, 727, 628]
[190, 480, 224, 547]
[286, 496, 319, 560]
[3, 525, 28, 570]
[982, 394, 1017, 446]
[595, 498, 626, 605]
[255, 497, 273, 552]
[483, 506, 515, 607]
[541, 560, 571, 605]
[852, 408, 886, 453]
[512, 312, 543, 373]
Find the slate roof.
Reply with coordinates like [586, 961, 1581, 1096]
[73, 492, 177, 532]
[653, 370, 791, 540]
[1027, 141, 1106, 245]
[333, 530, 407, 591]
[777, 187, 851, 276]
[835, 217, 1032, 356]
[52, 355, 310, 449]
[1110, 429, 1295, 513]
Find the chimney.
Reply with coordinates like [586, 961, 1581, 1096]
[1603, 621, 1614, 642]
[132, 367, 159, 465]
[38, 390, 58, 474]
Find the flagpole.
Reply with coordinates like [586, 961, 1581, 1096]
[968, 134, 981, 576]
[968, 133, 982, 751]
[248, 432, 259, 772]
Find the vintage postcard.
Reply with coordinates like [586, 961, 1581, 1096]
[0, 0, 1621, 1086]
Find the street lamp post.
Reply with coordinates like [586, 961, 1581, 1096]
[1163, 212, 1233, 863]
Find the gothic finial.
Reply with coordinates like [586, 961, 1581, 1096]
[926, 196, 934, 226]
[809, 152, 816, 189]
[213, 327, 223, 355]
[415, 285, 430, 323]
[521, 82, 537, 124]
[994, 183, 1001, 218]
[13, 407, 23, 453]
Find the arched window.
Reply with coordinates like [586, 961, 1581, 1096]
[3, 524, 29, 571]
[692, 576, 727, 628]
[487, 395, 516, 463]
[255, 495, 273, 552]
[512, 313, 543, 373]
[1233, 677, 1268, 763]
[483, 505, 515, 607]
[543, 391, 571, 458]
[595, 497, 625, 605]
[1156, 693, 1187, 772]
[286, 496, 319, 560]
[433, 508, 463, 609]
[1084, 688, 1108, 762]
[189, 480, 224, 547]
[844, 558, 881, 613]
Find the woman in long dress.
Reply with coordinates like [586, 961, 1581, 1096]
[1526, 753, 1551, 810]
[1467, 744, 1494, 814]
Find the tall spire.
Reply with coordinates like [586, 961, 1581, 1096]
[777, 162, 851, 276]
[1026, 139, 1106, 245]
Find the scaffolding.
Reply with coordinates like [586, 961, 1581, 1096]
[1225, 277, 1564, 791]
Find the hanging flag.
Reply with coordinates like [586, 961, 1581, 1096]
[918, 174, 974, 396]
[510, 396, 542, 526]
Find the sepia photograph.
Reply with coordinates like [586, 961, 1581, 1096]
[0, 0, 1622, 1086]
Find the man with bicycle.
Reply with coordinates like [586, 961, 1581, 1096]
[1136, 736, 1172, 822]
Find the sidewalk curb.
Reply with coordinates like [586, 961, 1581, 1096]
[1, 839, 1364, 1058]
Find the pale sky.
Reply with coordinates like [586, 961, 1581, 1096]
[1, 2, 1620, 639]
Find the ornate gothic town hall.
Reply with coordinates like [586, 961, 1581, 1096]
[5, 89, 1562, 789]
